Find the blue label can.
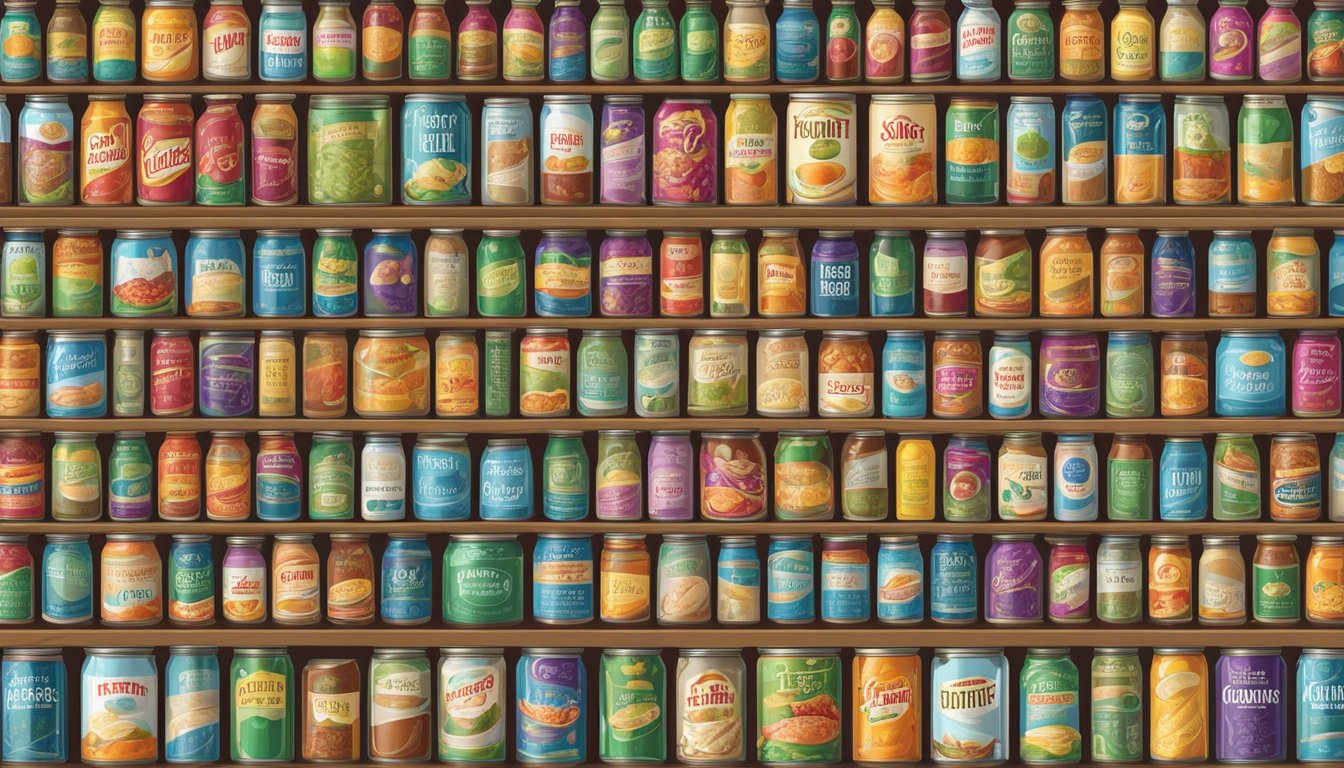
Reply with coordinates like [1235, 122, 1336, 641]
[882, 330, 927, 418]
[258, 2, 308, 82]
[168, 534, 214, 625]
[534, 533, 595, 624]
[516, 650, 586, 764]
[956, 0, 1002, 81]
[381, 534, 432, 625]
[2, 648, 66, 763]
[2, 228, 44, 317]
[412, 435, 471, 520]
[311, 229, 358, 318]
[1060, 95, 1108, 205]
[810, 232, 860, 317]
[402, 94, 472, 205]
[80, 649, 157, 762]
[766, 535, 814, 623]
[931, 649, 1009, 764]
[819, 534, 869, 623]
[1113, 95, 1166, 204]
[775, 2, 820, 83]
[1007, 96, 1056, 204]
[45, 331, 107, 418]
[479, 438, 534, 520]
[40, 534, 92, 625]
[1299, 649, 1344, 761]
[876, 535, 923, 623]
[1151, 230, 1196, 317]
[252, 230, 306, 317]
[164, 646, 219, 763]
[1332, 232, 1344, 317]
[1053, 434, 1098, 521]
[1210, 230, 1257, 315]
[717, 536, 760, 624]
[548, 3, 588, 82]
[1216, 330, 1287, 417]
[1159, 436, 1208, 520]
[988, 331, 1033, 419]
[184, 229, 246, 318]
[930, 534, 978, 623]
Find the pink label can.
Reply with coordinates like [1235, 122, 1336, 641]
[1293, 330, 1342, 416]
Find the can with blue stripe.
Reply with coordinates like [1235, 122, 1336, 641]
[876, 535, 924, 624]
[931, 533, 978, 623]
[252, 229, 306, 317]
[766, 535, 814, 624]
[1159, 436, 1208, 520]
[402, 94, 472, 205]
[479, 438, 534, 520]
[1299, 649, 1344, 761]
[534, 533, 595, 624]
[1, 647, 66, 763]
[810, 232, 861, 317]
[45, 331, 107, 418]
[164, 646, 219, 763]
[40, 533, 92, 625]
[184, 229, 246, 318]
[820, 534, 870, 623]
[412, 434, 471, 520]
[381, 533, 432, 625]
[882, 330, 926, 418]
[717, 535, 760, 624]
[311, 229, 358, 317]
[1053, 433, 1099, 521]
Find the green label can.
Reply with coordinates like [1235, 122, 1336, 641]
[543, 431, 590, 521]
[1008, 3, 1055, 80]
[408, 12, 453, 80]
[590, 2, 631, 82]
[944, 98, 1001, 204]
[436, 648, 506, 762]
[1089, 648, 1143, 763]
[633, 2, 677, 82]
[309, 431, 355, 520]
[1020, 649, 1082, 765]
[231, 648, 295, 762]
[484, 330, 513, 417]
[656, 535, 711, 624]
[444, 535, 524, 625]
[1252, 534, 1300, 622]
[1096, 536, 1142, 623]
[368, 649, 433, 762]
[108, 432, 153, 521]
[1106, 441, 1153, 521]
[1104, 331, 1155, 418]
[168, 534, 214, 625]
[477, 230, 527, 317]
[577, 330, 629, 416]
[0, 534, 32, 623]
[634, 330, 680, 417]
[1212, 433, 1261, 520]
[313, 3, 358, 82]
[679, 2, 719, 81]
[600, 649, 667, 762]
[757, 649, 842, 764]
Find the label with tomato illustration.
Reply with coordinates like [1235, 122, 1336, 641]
[195, 97, 245, 205]
[80, 99, 133, 205]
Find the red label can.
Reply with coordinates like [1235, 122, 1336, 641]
[136, 95, 194, 205]
[195, 94, 245, 204]
[150, 330, 195, 417]
[158, 432, 203, 520]
[0, 433, 44, 520]
[659, 231, 704, 317]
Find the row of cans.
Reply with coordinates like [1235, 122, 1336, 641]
[10, 323, 1337, 420]
[3, 645, 1343, 765]
[3, 528, 1343, 627]
[9, 0, 1344, 86]
[7, 225, 1344, 320]
[8, 427, 1344, 522]
[6, 429, 1344, 523]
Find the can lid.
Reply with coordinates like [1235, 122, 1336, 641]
[854, 648, 919, 656]
[168, 646, 219, 655]
[680, 648, 744, 657]
[603, 648, 663, 656]
[1220, 648, 1282, 656]
[758, 648, 840, 655]
[438, 647, 502, 656]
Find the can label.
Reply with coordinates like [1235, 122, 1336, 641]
[931, 653, 1007, 763]
[766, 540, 814, 622]
[877, 545, 923, 622]
[534, 537, 594, 623]
[2, 654, 65, 762]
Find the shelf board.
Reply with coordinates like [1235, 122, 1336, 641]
[8, 317, 1344, 332]
[1, 417, 1334, 434]
[0, 205, 1341, 228]
[0, 520, 1332, 535]
[5, 624, 1343, 647]
[9, 80, 1344, 96]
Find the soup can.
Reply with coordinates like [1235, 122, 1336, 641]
[943, 435, 990, 521]
[435, 648, 504, 762]
[540, 95, 594, 205]
[819, 534, 869, 623]
[1172, 95, 1232, 204]
[108, 432, 153, 521]
[1151, 231, 1196, 318]
[876, 536, 923, 623]
[307, 95, 392, 204]
[1214, 648, 1285, 761]
[676, 649, 746, 763]
[1150, 648, 1208, 762]
[198, 331, 255, 417]
[410, 434, 471, 521]
[18, 95, 74, 206]
[869, 94, 936, 205]
[717, 536, 760, 624]
[1238, 94, 1296, 204]
[724, 95, 777, 205]
[51, 229, 102, 317]
[766, 536, 815, 623]
[167, 534, 213, 625]
[1298, 648, 1344, 760]
[785, 94, 857, 205]
[0, 333, 41, 419]
[100, 534, 162, 626]
[229, 648, 294, 762]
[871, 231, 916, 315]
[931, 534, 977, 623]
[401, 94, 471, 205]
[81, 647, 157, 765]
[42, 533, 93, 624]
[930, 648, 1008, 765]
[577, 331, 627, 417]
[1, 228, 43, 317]
[195, 95, 245, 205]
[258, 1, 308, 82]
[818, 330, 874, 416]
[648, 431, 692, 520]
[985, 534, 1043, 623]
[478, 438, 533, 520]
[46, 331, 107, 418]
[2, 647, 66, 763]
[701, 431, 767, 520]
[1006, 96, 1056, 205]
[632, 330, 679, 417]
[516, 649, 586, 764]
[601, 533, 651, 623]
[882, 331, 926, 418]
[657, 535, 712, 625]
[308, 431, 354, 520]
[311, 229, 358, 318]
[1304, 96, 1344, 204]
[1215, 330, 1286, 416]
[945, 97, 1000, 204]
[533, 534, 594, 625]
[158, 432, 202, 521]
[0, 534, 31, 624]
[379, 534, 432, 625]
[595, 430, 641, 520]
[328, 534, 376, 624]
[1267, 227, 1321, 317]
[1113, 94, 1166, 204]
[850, 648, 921, 764]
[988, 331, 1032, 419]
[252, 229, 306, 317]
[164, 646, 220, 763]
[652, 99, 717, 205]
[250, 93, 299, 206]
[353, 330, 431, 418]
[1294, 330, 1342, 416]
[599, 230, 653, 318]
[541, 431, 588, 522]
[1090, 648, 1142, 763]
[481, 98, 534, 205]
[184, 229, 245, 318]
[1158, 436, 1208, 521]
[1040, 331, 1100, 418]
[1060, 94, 1108, 204]
[1096, 536, 1142, 623]
[757, 649, 842, 763]
[1019, 648, 1082, 765]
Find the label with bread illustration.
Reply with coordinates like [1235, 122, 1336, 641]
[657, 536, 711, 625]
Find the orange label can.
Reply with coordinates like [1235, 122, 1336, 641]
[1149, 648, 1208, 762]
[100, 534, 164, 625]
[142, 0, 199, 81]
[80, 95, 133, 205]
[1306, 536, 1344, 623]
[435, 332, 480, 417]
[157, 431, 202, 520]
[205, 431, 251, 521]
[302, 331, 349, 418]
[853, 648, 921, 763]
[0, 331, 41, 417]
[659, 232, 704, 317]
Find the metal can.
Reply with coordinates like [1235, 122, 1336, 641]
[930, 534, 977, 623]
[250, 93, 299, 206]
[599, 649, 666, 762]
[519, 328, 571, 418]
[411, 434, 471, 521]
[688, 330, 748, 416]
[882, 331, 926, 418]
[1019, 648, 1081, 765]
[100, 534, 161, 626]
[1214, 648, 1285, 762]
[944, 97, 1000, 204]
[676, 649, 746, 764]
[167, 534, 213, 625]
[164, 646, 220, 763]
[308, 431, 354, 520]
[444, 535, 523, 626]
[648, 430, 692, 520]
[1215, 330, 1287, 416]
[434, 647, 502, 763]
[819, 534, 869, 623]
[423, 228, 469, 317]
[1158, 436, 1208, 521]
[534, 534, 594, 624]
[352, 330, 431, 418]
[577, 330, 626, 416]
[766, 535, 814, 624]
[298, 658, 360, 762]
[1150, 648, 1208, 762]
[401, 94, 471, 205]
[516, 649, 586, 765]
[1060, 94, 1108, 204]
[717, 536, 760, 624]
[311, 228, 358, 318]
[757, 648, 842, 764]
[540, 94, 594, 205]
[701, 431, 767, 521]
[774, 430, 834, 520]
[0, 534, 32, 624]
[195, 95, 244, 205]
[270, 534, 319, 626]
[1151, 231, 1196, 318]
[108, 431, 153, 521]
[534, 230, 592, 317]
[1171, 95, 1231, 204]
[433, 333, 479, 419]
[481, 98, 534, 205]
[327, 533, 375, 625]
[634, 330, 680, 418]
[183, 229, 245, 318]
[1298, 648, 1344, 760]
[230, 648, 294, 762]
[1006, 96, 1056, 205]
[988, 331, 1032, 419]
[361, 434, 407, 521]
[46, 331, 108, 419]
[1090, 648, 1143, 763]
[1096, 535, 1142, 623]
[818, 330, 874, 417]
[221, 536, 265, 624]
[1293, 330, 1342, 417]
[840, 430, 887, 520]
[985, 534, 1043, 623]
[258, 0, 308, 82]
[1106, 331, 1155, 417]
[785, 94, 857, 205]
[477, 231, 527, 317]
[81, 647, 157, 765]
[1044, 536, 1090, 622]
[252, 230, 305, 316]
[851, 648, 920, 764]
[1198, 535, 1246, 624]
[198, 331, 255, 418]
[876, 536, 923, 624]
[3, 647, 67, 763]
[930, 648, 1008, 765]
[158, 432, 202, 521]
[595, 430, 641, 520]
[1148, 535, 1194, 623]
[943, 434, 990, 522]
[871, 231, 916, 316]
[1239, 94, 1297, 204]
[599, 230, 653, 318]
[307, 95, 391, 204]
[42, 533, 93, 624]
[1113, 94, 1166, 204]
[380, 534, 432, 625]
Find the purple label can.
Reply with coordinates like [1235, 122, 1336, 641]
[599, 96, 645, 205]
[651, 98, 718, 205]
[985, 533, 1043, 623]
[1258, 4, 1302, 82]
[1039, 331, 1101, 418]
[1152, 230, 1196, 318]
[599, 230, 653, 317]
[198, 331, 255, 417]
[364, 229, 418, 316]
[1215, 648, 1287, 762]
[647, 430, 693, 521]
[1210, 2, 1255, 80]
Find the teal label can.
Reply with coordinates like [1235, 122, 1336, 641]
[41, 534, 92, 625]
[543, 432, 590, 521]
[444, 535, 524, 625]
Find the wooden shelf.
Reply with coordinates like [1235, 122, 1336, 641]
[7, 317, 1343, 332]
[2, 417, 1335, 435]
[1, 205, 1343, 229]
[6, 624, 1344, 647]
[8, 80, 1344, 96]
[0, 520, 1334, 535]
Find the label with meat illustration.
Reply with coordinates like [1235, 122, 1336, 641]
[756, 652, 842, 763]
